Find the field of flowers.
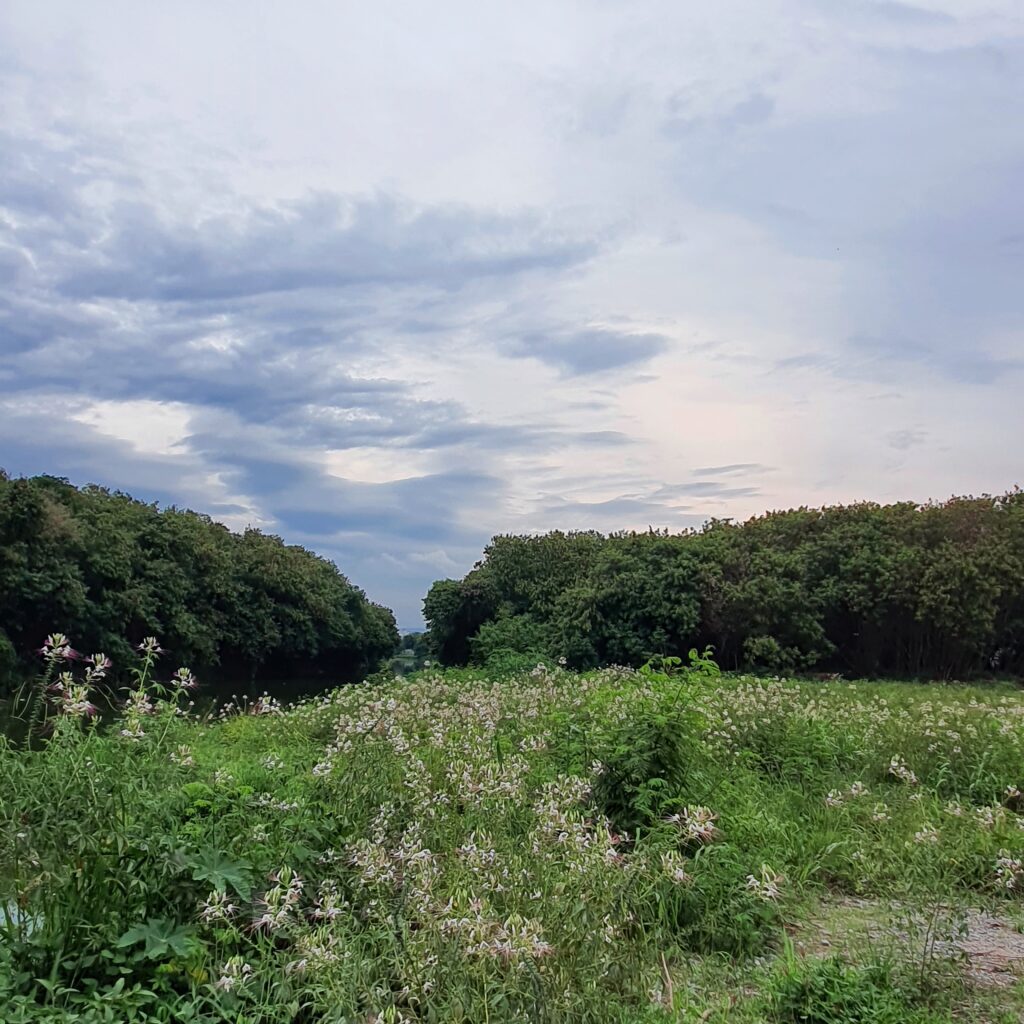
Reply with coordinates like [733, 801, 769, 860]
[2, 640, 1024, 1022]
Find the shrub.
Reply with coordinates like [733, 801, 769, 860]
[762, 953, 948, 1024]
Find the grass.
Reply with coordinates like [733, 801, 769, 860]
[2, 645, 1024, 1022]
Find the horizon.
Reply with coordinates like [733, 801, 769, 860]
[2, 1, 1022, 627]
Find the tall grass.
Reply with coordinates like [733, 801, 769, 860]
[2, 641, 1023, 1021]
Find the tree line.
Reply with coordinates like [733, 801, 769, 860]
[424, 491, 1024, 679]
[0, 472, 398, 695]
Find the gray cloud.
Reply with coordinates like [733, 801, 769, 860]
[694, 463, 771, 477]
[504, 327, 670, 376]
[885, 428, 927, 451]
[2, 0, 1023, 623]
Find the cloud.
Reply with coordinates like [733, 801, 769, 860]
[504, 327, 670, 376]
[694, 463, 770, 477]
[536, 494, 705, 532]
[2, 0, 1023, 624]
[885, 428, 927, 451]
[652, 482, 761, 500]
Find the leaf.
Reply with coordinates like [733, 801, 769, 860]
[185, 848, 253, 899]
[116, 918, 199, 961]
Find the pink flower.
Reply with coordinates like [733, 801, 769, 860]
[38, 633, 80, 662]
[172, 667, 199, 692]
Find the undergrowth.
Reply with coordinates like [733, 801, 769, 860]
[1, 638, 1023, 1021]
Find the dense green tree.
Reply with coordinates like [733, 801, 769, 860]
[0, 473, 398, 695]
[424, 490, 1024, 679]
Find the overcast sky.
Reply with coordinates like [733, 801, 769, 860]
[1, 1, 1022, 626]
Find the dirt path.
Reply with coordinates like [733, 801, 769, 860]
[796, 897, 1024, 989]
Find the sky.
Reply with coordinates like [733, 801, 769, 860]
[1, 1, 1022, 627]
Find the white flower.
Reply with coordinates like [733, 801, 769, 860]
[888, 755, 918, 785]
[213, 957, 252, 991]
[199, 890, 238, 923]
[666, 806, 719, 843]
[745, 864, 784, 902]
[995, 851, 1024, 890]
[660, 850, 692, 885]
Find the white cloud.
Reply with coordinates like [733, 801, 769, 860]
[2, 0, 1023, 624]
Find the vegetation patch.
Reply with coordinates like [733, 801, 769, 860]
[2, 638, 1024, 1021]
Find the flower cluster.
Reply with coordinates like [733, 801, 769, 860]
[826, 781, 869, 807]
[200, 889, 238, 923]
[39, 633, 79, 663]
[995, 851, 1024, 891]
[213, 956, 252, 992]
[666, 806, 719, 844]
[888, 755, 919, 785]
[252, 867, 304, 932]
[745, 864, 784, 902]
[48, 673, 98, 719]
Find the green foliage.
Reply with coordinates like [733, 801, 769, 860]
[3, 641, 1024, 1022]
[116, 918, 201, 961]
[183, 849, 253, 900]
[0, 473, 399, 696]
[471, 613, 551, 666]
[422, 491, 1024, 679]
[762, 952, 946, 1023]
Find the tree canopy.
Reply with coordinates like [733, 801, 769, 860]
[0, 472, 398, 695]
[423, 491, 1024, 679]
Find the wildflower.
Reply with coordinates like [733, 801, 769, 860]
[137, 637, 165, 655]
[123, 689, 156, 717]
[85, 653, 111, 681]
[213, 768, 234, 785]
[660, 850, 692, 885]
[39, 633, 79, 662]
[261, 753, 284, 771]
[888, 755, 918, 785]
[172, 667, 199, 692]
[50, 676, 98, 718]
[310, 880, 348, 921]
[825, 789, 844, 808]
[913, 824, 940, 845]
[871, 804, 890, 822]
[170, 744, 195, 767]
[200, 889, 238, 922]
[974, 805, 1005, 830]
[666, 806, 719, 844]
[250, 694, 283, 716]
[944, 800, 965, 817]
[745, 864, 784, 902]
[213, 957, 252, 991]
[847, 781, 869, 798]
[252, 867, 304, 932]
[995, 851, 1024, 890]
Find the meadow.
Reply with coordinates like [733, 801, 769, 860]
[2, 640, 1024, 1022]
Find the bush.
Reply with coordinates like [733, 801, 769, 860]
[762, 953, 948, 1024]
